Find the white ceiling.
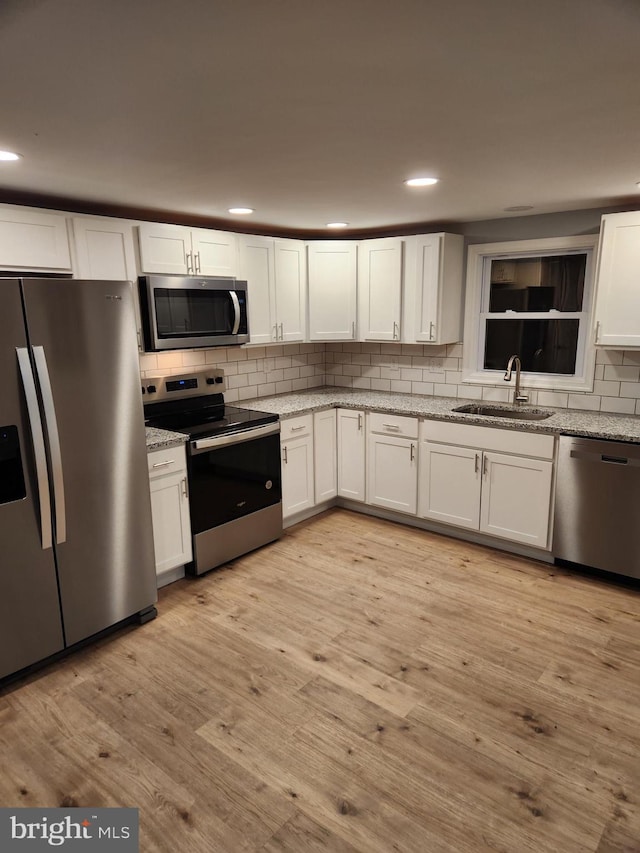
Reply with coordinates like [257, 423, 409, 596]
[0, 0, 639, 233]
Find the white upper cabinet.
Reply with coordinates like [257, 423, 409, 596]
[593, 211, 640, 348]
[402, 233, 464, 345]
[0, 206, 71, 271]
[138, 222, 238, 277]
[238, 234, 277, 345]
[274, 239, 307, 342]
[358, 237, 403, 341]
[307, 241, 357, 340]
[72, 217, 137, 281]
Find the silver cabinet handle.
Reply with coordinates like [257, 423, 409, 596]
[475, 452, 480, 474]
[352, 321, 355, 339]
[182, 477, 188, 498]
[16, 348, 52, 551]
[393, 321, 399, 340]
[594, 321, 601, 343]
[383, 423, 400, 431]
[290, 425, 306, 432]
[483, 455, 488, 477]
[279, 322, 284, 341]
[186, 251, 193, 274]
[273, 324, 278, 341]
[357, 413, 363, 430]
[32, 346, 66, 545]
[410, 442, 415, 462]
[429, 321, 435, 341]
[230, 291, 241, 335]
[194, 251, 201, 274]
[283, 445, 288, 464]
[152, 459, 175, 468]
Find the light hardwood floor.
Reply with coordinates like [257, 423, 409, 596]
[1, 508, 639, 852]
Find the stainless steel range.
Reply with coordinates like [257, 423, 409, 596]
[143, 370, 282, 575]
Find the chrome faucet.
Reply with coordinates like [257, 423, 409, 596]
[504, 355, 529, 404]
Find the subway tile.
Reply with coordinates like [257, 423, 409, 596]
[600, 396, 636, 414]
[594, 364, 605, 380]
[619, 382, 640, 398]
[596, 349, 624, 365]
[307, 353, 324, 365]
[275, 380, 293, 394]
[603, 364, 640, 382]
[459, 385, 483, 400]
[291, 378, 309, 391]
[257, 383, 276, 397]
[352, 353, 371, 366]
[422, 370, 446, 383]
[139, 353, 158, 372]
[224, 361, 239, 376]
[622, 350, 640, 365]
[275, 356, 292, 369]
[390, 380, 411, 393]
[411, 381, 434, 396]
[370, 378, 392, 392]
[247, 372, 267, 385]
[380, 343, 403, 355]
[205, 348, 228, 363]
[236, 386, 255, 401]
[568, 393, 601, 411]
[352, 377, 372, 389]
[593, 379, 621, 397]
[446, 343, 463, 358]
[227, 374, 248, 389]
[224, 388, 239, 403]
[266, 369, 284, 382]
[434, 384, 458, 397]
[342, 342, 362, 354]
[482, 387, 511, 403]
[156, 352, 184, 369]
[361, 343, 381, 354]
[308, 375, 324, 387]
[401, 344, 423, 356]
[246, 346, 266, 360]
[445, 370, 462, 385]
[380, 367, 401, 379]
[333, 376, 353, 388]
[401, 367, 423, 381]
[301, 343, 319, 353]
[267, 345, 284, 357]
[283, 367, 301, 380]
[314, 364, 325, 375]
[423, 344, 448, 357]
[343, 364, 361, 376]
[182, 350, 206, 366]
[229, 347, 248, 361]
[285, 344, 300, 355]
[361, 365, 381, 378]
[537, 390, 569, 408]
[442, 357, 459, 370]
[238, 359, 258, 374]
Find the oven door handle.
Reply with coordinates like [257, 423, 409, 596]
[191, 421, 280, 454]
[230, 291, 241, 335]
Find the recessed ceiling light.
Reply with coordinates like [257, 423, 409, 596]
[228, 207, 254, 215]
[404, 177, 438, 187]
[0, 150, 21, 161]
[504, 205, 534, 212]
[326, 222, 349, 229]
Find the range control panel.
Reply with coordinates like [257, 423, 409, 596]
[141, 369, 226, 400]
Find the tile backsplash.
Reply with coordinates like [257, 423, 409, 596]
[140, 342, 640, 415]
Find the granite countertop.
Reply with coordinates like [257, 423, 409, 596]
[240, 388, 640, 444]
[146, 426, 188, 451]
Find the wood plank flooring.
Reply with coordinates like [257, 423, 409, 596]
[1, 508, 639, 852]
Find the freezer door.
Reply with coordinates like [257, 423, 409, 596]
[22, 279, 157, 646]
[0, 281, 64, 679]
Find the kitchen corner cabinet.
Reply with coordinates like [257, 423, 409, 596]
[593, 211, 640, 348]
[281, 414, 315, 518]
[238, 235, 306, 344]
[138, 222, 238, 277]
[419, 421, 554, 548]
[358, 237, 403, 341]
[0, 206, 71, 271]
[148, 445, 193, 585]
[307, 241, 357, 340]
[402, 233, 465, 345]
[366, 413, 418, 514]
[313, 409, 337, 502]
[337, 408, 366, 501]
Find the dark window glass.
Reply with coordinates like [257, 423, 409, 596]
[154, 289, 234, 338]
[484, 319, 579, 374]
[489, 254, 586, 313]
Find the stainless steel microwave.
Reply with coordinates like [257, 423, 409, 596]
[139, 275, 249, 351]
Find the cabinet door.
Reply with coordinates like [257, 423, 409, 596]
[367, 434, 417, 514]
[192, 228, 238, 277]
[313, 409, 337, 503]
[358, 237, 402, 341]
[307, 241, 357, 340]
[337, 409, 366, 501]
[594, 211, 640, 348]
[0, 207, 71, 270]
[149, 471, 193, 575]
[410, 234, 442, 343]
[274, 239, 307, 342]
[73, 217, 143, 350]
[239, 235, 277, 344]
[281, 435, 314, 518]
[480, 452, 553, 547]
[138, 222, 190, 274]
[418, 441, 481, 529]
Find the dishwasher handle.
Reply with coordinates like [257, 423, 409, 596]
[570, 448, 638, 467]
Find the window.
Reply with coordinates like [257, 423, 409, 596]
[462, 236, 599, 392]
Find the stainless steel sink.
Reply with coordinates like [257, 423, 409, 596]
[452, 403, 553, 421]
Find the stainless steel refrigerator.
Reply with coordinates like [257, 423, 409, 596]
[0, 277, 157, 681]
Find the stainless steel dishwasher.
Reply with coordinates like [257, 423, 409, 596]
[553, 435, 640, 579]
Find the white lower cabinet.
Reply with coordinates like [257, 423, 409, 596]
[281, 414, 314, 518]
[419, 420, 554, 549]
[314, 409, 337, 503]
[337, 408, 366, 501]
[148, 445, 192, 586]
[367, 413, 418, 514]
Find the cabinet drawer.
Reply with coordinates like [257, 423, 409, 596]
[421, 419, 555, 460]
[368, 411, 418, 439]
[147, 445, 187, 478]
[281, 413, 313, 440]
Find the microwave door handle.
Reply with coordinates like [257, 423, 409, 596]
[230, 291, 241, 335]
[16, 348, 53, 550]
[32, 346, 66, 545]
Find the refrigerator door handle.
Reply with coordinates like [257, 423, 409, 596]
[32, 346, 67, 544]
[16, 347, 53, 550]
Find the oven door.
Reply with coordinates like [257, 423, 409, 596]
[140, 276, 249, 350]
[188, 424, 282, 534]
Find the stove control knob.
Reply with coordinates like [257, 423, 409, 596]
[265, 480, 273, 490]
[147, 385, 157, 394]
[206, 377, 215, 385]
[214, 376, 224, 384]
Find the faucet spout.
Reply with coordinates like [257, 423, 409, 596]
[504, 355, 529, 405]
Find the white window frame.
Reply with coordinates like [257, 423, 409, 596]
[461, 235, 599, 392]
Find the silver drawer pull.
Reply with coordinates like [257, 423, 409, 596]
[152, 459, 175, 468]
[290, 425, 306, 432]
[383, 423, 400, 430]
